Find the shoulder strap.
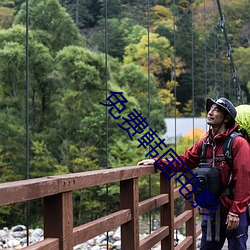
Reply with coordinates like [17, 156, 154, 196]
[200, 142, 207, 162]
[223, 132, 242, 170]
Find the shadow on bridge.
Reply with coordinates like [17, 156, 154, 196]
[0, 165, 201, 250]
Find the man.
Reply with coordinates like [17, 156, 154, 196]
[138, 97, 250, 250]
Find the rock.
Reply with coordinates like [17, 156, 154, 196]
[95, 234, 106, 243]
[73, 243, 87, 249]
[12, 231, 25, 238]
[87, 238, 94, 245]
[7, 239, 20, 247]
[11, 226, 26, 232]
[0, 230, 7, 238]
[0, 225, 187, 249]
[108, 236, 116, 243]
[107, 231, 114, 237]
[30, 228, 43, 238]
[113, 240, 121, 249]
[100, 240, 107, 246]
[91, 245, 101, 250]
[113, 227, 120, 240]
[20, 237, 27, 245]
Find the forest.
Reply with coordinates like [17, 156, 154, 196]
[0, 0, 249, 227]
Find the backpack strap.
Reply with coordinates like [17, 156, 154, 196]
[222, 132, 242, 200]
[200, 142, 208, 162]
[223, 131, 242, 169]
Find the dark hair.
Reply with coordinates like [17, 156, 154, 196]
[222, 110, 235, 128]
[226, 117, 235, 128]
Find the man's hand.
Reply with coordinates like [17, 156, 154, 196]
[137, 159, 155, 166]
[226, 213, 240, 230]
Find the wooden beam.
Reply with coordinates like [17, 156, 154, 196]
[140, 226, 169, 250]
[44, 192, 73, 250]
[160, 173, 174, 250]
[174, 210, 192, 229]
[139, 194, 169, 215]
[0, 177, 59, 206]
[22, 238, 59, 250]
[196, 225, 202, 237]
[120, 178, 139, 250]
[0, 165, 157, 206]
[175, 236, 193, 250]
[58, 165, 156, 192]
[174, 184, 192, 199]
[185, 171, 196, 250]
[73, 209, 131, 245]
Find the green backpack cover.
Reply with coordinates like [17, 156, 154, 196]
[235, 105, 250, 140]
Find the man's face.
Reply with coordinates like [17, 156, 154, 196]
[207, 104, 226, 127]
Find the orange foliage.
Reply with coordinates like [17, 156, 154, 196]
[183, 128, 205, 142]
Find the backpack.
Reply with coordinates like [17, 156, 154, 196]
[191, 131, 242, 206]
[235, 105, 250, 142]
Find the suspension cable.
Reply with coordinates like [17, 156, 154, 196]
[213, 0, 217, 95]
[216, 0, 242, 104]
[173, 0, 179, 245]
[25, 0, 30, 245]
[173, 0, 177, 150]
[104, 0, 109, 248]
[147, 0, 152, 234]
[191, 0, 195, 145]
[203, 0, 207, 98]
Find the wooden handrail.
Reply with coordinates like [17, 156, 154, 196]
[0, 165, 201, 249]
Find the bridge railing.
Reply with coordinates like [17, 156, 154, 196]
[0, 165, 201, 250]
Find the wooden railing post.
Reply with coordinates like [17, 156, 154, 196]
[120, 178, 139, 250]
[185, 172, 197, 250]
[160, 173, 174, 250]
[44, 192, 73, 250]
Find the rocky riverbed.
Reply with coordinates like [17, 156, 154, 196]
[0, 225, 188, 249]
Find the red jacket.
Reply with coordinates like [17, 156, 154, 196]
[154, 124, 250, 216]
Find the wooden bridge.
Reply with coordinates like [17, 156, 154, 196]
[0, 164, 201, 250]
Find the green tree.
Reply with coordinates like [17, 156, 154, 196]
[14, 0, 84, 52]
[61, 0, 101, 28]
[234, 46, 250, 102]
[0, 6, 15, 29]
[115, 63, 166, 132]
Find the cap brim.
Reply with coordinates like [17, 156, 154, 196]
[206, 98, 215, 113]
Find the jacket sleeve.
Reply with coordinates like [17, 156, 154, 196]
[230, 136, 250, 215]
[153, 139, 203, 173]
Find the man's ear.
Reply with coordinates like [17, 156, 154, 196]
[224, 114, 232, 123]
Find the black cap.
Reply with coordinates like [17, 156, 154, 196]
[206, 97, 237, 119]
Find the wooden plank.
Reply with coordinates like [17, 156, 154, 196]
[22, 238, 59, 250]
[58, 165, 156, 192]
[0, 177, 59, 206]
[73, 209, 131, 245]
[120, 178, 140, 250]
[139, 194, 169, 215]
[196, 225, 202, 237]
[0, 165, 157, 206]
[174, 236, 193, 250]
[174, 210, 192, 229]
[44, 192, 73, 250]
[185, 171, 196, 250]
[140, 226, 169, 250]
[174, 184, 192, 199]
[160, 173, 174, 250]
